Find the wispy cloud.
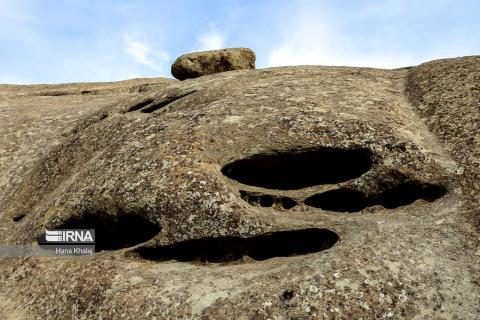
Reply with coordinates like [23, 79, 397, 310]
[267, 9, 334, 67]
[1, 0, 479, 83]
[267, 12, 410, 68]
[266, 1, 463, 69]
[196, 30, 225, 51]
[124, 34, 169, 71]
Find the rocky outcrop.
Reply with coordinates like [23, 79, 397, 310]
[406, 56, 480, 228]
[171, 47, 255, 80]
[0, 57, 478, 319]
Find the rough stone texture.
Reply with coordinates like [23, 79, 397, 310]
[0, 58, 479, 319]
[406, 56, 480, 229]
[171, 48, 255, 80]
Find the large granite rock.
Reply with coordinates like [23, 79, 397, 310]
[171, 48, 255, 80]
[0, 57, 478, 319]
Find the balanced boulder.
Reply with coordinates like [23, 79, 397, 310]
[171, 47, 255, 80]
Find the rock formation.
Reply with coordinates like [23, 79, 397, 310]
[0, 55, 478, 319]
[171, 48, 255, 80]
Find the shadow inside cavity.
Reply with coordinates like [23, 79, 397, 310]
[304, 183, 447, 212]
[222, 148, 373, 190]
[133, 228, 339, 264]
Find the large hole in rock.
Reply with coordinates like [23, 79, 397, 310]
[133, 228, 338, 264]
[222, 148, 372, 190]
[38, 212, 160, 251]
[304, 182, 446, 212]
[373, 182, 447, 209]
[304, 189, 369, 212]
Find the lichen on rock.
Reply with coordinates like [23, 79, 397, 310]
[171, 47, 256, 80]
[0, 56, 479, 319]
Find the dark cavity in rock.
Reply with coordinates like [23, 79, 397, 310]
[280, 197, 297, 209]
[304, 182, 447, 212]
[282, 289, 296, 301]
[222, 148, 372, 190]
[13, 214, 26, 222]
[38, 211, 160, 251]
[133, 228, 338, 263]
[240, 190, 297, 209]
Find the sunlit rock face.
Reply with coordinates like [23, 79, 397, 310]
[171, 47, 256, 80]
[0, 57, 479, 319]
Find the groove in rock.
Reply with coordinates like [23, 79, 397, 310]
[140, 91, 196, 113]
[127, 98, 155, 112]
[134, 228, 339, 263]
[222, 148, 373, 190]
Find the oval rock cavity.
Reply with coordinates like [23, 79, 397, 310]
[221, 148, 372, 190]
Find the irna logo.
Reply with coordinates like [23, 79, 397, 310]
[45, 229, 95, 243]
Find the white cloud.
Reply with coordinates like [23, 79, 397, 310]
[124, 34, 169, 71]
[196, 32, 225, 51]
[267, 11, 333, 67]
[266, 3, 438, 69]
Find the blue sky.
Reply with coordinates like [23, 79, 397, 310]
[1, 0, 479, 84]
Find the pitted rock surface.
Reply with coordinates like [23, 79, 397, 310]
[0, 58, 479, 319]
[171, 48, 255, 80]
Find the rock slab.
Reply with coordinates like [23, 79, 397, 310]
[0, 58, 479, 319]
[171, 47, 255, 80]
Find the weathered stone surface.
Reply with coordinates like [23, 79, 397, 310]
[406, 56, 480, 228]
[0, 58, 479, 319]
[171, 47, 255, 80]
[0, 77, 175, 195]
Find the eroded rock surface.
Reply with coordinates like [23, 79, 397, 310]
[171, 48, 255, 80]
[0, 58, 478, 319]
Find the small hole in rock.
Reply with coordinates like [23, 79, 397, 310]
[133, 228, 339, 264]
[222, 148, 372, 190]
[240, 190, 249, 200]
[13, 214, 26, 222]
[249, 195, 259, 205]
[38, 211, 160, 251]
[240, 190, 296, 210]
[280, 197, 297, 209]
[282, 290, 296, 301]
[259, 195, 274, 207]
[240, 190, 261, 206]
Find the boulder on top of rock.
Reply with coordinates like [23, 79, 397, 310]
[171, 47, 255, 80]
